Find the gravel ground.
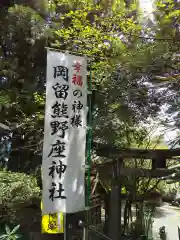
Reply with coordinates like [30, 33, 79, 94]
[101, 202, 180, 240]
[152, 203, 180, 240]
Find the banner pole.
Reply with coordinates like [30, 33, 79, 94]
[84, 60, 93, 240]
[87, 61, 92, 207]
[64, 213, 66, 240]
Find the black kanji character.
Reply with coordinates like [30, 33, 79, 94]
[51, 101, 68, 118]
[53, 66, 68, 81]
[73, 90, 82, 98]
[48, 140, 66, 158]
[49, 160, 67, 179]
[71, 114, 82, 127]
[52, 83, 69, 100]
[50, 120, 68, 138]
[49, 182, 66, 201]
[50, 120, 60, 135]
[72, 100, 83, 113]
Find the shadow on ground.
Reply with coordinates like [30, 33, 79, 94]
[153, 207, 169, 219]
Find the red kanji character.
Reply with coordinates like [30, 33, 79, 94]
[77, 76, 83, 87]
[72, 74, 83, 87]
[73, 61, 81, 72]
[72, 74, 77, 84]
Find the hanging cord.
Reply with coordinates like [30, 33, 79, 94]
[88, 226, 112, 240]
[78, 221, 112, 240]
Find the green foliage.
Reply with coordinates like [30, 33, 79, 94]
[0, 0, 179, 205]
[0, 225, 21, 240]
[53, 2, 140, 56]
[0, 169, 40, 223]
[0, 170, 40, 204]
[0, 92, 11, 105]
[0, 0, 156, 174]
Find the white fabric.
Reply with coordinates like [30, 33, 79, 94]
[42, 50, 87, 214]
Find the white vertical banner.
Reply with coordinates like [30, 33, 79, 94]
[42, 50, 87, 214]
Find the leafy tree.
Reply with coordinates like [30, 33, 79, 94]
[1, 0, 180, 237]
[0, 0, 161, 173]
[0, 0, 178, 191]
[143, 0, 180, 145]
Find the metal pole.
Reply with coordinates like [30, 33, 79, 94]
[178, 226, 180, 240]
[64, 214, 67, 240]
[84, 60, 93, 240]
[87, 60, 92, 207]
